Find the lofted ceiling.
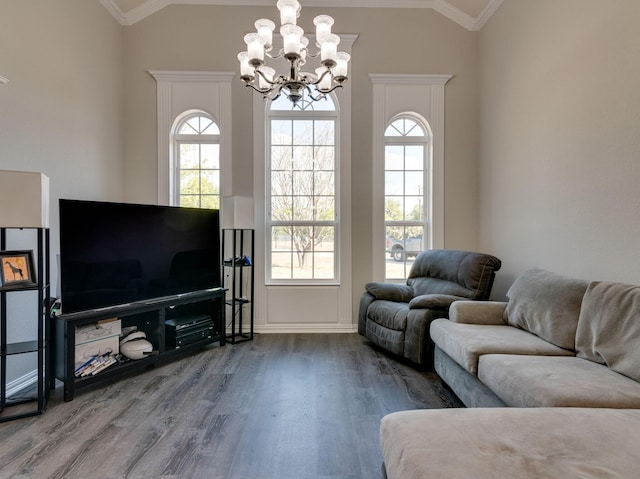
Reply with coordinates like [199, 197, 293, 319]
[98, 0, 503, 31]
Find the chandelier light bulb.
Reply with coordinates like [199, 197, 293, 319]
[244, 32, 265, 66]
[237, 51, 254, 81]
[281, 24, 304, 58]
[333, 52, 350, 80]
[277, 0, 300, 25]
[320, 33, 340, 68]
[313, 15, 334, 44]
[255, 18, 276, 49]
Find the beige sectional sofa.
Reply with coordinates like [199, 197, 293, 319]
[380, 268, 640, 478]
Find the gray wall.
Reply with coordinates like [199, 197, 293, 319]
[0, 0, 123, 381]
[478, 0, 640, 296]
[121, 5, 480, 317]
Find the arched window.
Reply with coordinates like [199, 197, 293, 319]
[267, 90, 339, 281]
[172, 111, 221, 209]
[384, 115, 430, 280]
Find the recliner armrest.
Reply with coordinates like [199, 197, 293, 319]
[365, 282, 414, 302]
[449, 300, 508, 325]
[409, 294, 462, 310]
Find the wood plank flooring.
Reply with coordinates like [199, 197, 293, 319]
[0, 334, 460, 479]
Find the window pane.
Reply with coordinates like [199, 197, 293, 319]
[180, 144, 199, 169]
[293, 120, 313, 145]
[315, 196, 335, 221]
[271, 170, 292, 196]
[405, 145, 424, 170]
[271, 252, 292, 279]
[385, 171, 403, 195]
[200, 170, 219, 194]
[314, 171, 335, 195]
[292, 171, 313, 196]
[180, 170, 200, 194]
[180, 195, 200, 208]
[293, 146, 314, 170]
[272, 146, 293, 170]
[272, 120, 292, 144]
[201, 195, 219, 209]
[293, 194, 313, 221]
[405, 196, 423, 220]
[201, 144, 220, 169]
[385, 196, 404, 221]
[272, 195, 292, 221]
[202, 121, 220, 135]
[314, 120, 334, 145]
[405, 171, 423, 196]
[315, 146, 334, 169]
[385, 145, 404, 170]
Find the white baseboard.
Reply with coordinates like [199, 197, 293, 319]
[6, 369, 38, 398]
[254, 324, 358, 334]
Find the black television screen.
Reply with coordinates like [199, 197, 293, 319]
[59, 199, 220, 314]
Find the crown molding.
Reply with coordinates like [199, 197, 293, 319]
[475, 0, 504, 30]
[99, 0, 502, 31]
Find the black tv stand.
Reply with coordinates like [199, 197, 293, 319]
[53, 288, 225, 401]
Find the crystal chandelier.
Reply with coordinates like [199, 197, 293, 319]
[238, 0, 349, 105]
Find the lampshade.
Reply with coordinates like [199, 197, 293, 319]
[0, 170, 50, 228]
[222, 196, 254, 230]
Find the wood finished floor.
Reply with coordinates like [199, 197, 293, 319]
[0, 333, 460, 479]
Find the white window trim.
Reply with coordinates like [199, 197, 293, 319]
[253, 34, 357, 332]
[370, 73, 452, 281]
[149, 70, 234, 205]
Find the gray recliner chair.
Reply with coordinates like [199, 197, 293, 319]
[358, 249, 501, 367]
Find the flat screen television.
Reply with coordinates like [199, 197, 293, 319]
[59, 199, 220, 314]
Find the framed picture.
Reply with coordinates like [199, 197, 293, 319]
[0, 250, 36, 288]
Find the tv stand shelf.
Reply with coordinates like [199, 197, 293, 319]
[54, 288, 225, 401]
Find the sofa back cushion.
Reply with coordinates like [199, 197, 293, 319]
[576, 281, 640, 382]
[504, 269, 588, 351]
[407, 250, 501, 300]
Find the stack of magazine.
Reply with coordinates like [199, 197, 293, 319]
[74, 354, 118, 378]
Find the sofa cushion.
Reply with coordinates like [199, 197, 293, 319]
[366, 300, 408, 331]
[504, 268, 588, 351]
[575, 281, 640, 382]
[430, 319, 573, 375]
[478, 354, 640, 408]
[381, 408, 640, 479]
[408, 250, 501, 300]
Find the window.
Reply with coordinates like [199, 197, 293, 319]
[173, 112, 221, 209]
[384, 116, 429, 280]
[267, 90, 338, 281]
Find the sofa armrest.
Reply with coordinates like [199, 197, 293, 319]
[365, 282, 414, 302]
[449, 300, 507, 325]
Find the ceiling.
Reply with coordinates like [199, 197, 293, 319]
[98, 0, 503, 31]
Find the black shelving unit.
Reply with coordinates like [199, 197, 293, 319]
[53, 288, 225, 401]
[222, 229, 254, 343]
[0, 227, 50, 422]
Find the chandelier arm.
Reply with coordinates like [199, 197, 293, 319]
[255, 68, 286, 87]
[305, 85, 326, 102]
[310, 68, 332, 86]
[315, 83, 344, 95]
[245, 82, 275, 95]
